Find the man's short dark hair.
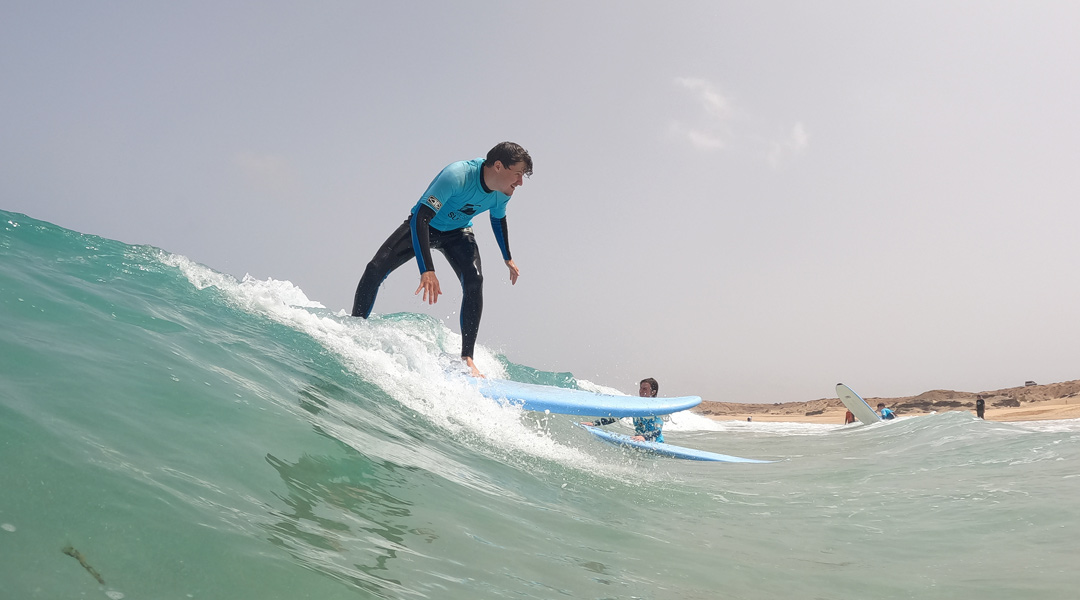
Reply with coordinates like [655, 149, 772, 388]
[485, 141, 533, 176]
[640, 378, 659, 397]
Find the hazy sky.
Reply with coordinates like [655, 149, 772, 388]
[4, 2, 1078, 403]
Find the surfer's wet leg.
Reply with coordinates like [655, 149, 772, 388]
[459, 271, 483, 358]
[440, 230, 484, 361]
[352, 221, 415, 317]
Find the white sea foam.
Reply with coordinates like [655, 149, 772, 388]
[159, 252, 616, 475]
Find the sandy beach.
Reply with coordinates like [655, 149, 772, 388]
[694, 379, 1080, 424]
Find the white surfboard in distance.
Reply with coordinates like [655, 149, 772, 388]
[836, 383, 880, 425]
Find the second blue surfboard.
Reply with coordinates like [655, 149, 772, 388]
[580, 425, 774, 463]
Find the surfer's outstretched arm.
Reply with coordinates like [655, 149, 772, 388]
[490, 216, 519, 285]
[411, 205, 442, 305]
[580, 417, 618, 427]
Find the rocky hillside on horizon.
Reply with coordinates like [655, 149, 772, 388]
[694, 379, 1080, 417]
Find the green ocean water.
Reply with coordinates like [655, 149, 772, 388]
[2, 209, 1078, 599]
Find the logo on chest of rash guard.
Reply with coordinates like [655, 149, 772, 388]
[447, 203, 480, 221]
[426, 196, 442, 211]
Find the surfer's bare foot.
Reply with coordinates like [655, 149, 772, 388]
[464, 357, 485, 378]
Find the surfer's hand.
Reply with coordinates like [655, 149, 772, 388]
[505, 259, 519, 285]
[631, 435, 646, 442]
[415, 271, 441, 304]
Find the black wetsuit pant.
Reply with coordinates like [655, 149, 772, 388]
[352, 219, 484, 359]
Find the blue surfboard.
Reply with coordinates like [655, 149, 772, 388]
[580, 425, 774, 463]
[477, 379, 701, 417]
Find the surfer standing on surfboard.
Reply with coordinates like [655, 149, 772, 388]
[351, 142, 533, 378]
[581, 378, 666, 443]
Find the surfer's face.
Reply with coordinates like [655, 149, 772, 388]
[489, 160, 527, 196]
[639, 382, 655, 398]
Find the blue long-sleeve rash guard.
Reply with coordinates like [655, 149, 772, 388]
[409, 157, 512, 273]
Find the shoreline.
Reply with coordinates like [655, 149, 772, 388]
[693, 379, 1080, 424]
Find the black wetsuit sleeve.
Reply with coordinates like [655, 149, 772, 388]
[490, 215, 512, 261]
[411, 205, 437, 273]
[593, 417, 619, 426]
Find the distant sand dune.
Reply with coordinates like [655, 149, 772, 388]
[695, 379, 1080, 424]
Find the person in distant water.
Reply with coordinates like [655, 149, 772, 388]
[581, 378, 665, 443]
[844, 409, 856, 424]
[351, 142, 533, 378]
[877, 402, 896, 420]
[975, 395, 986, 419]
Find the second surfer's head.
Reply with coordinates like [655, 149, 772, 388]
[639, 378, 659, 398]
